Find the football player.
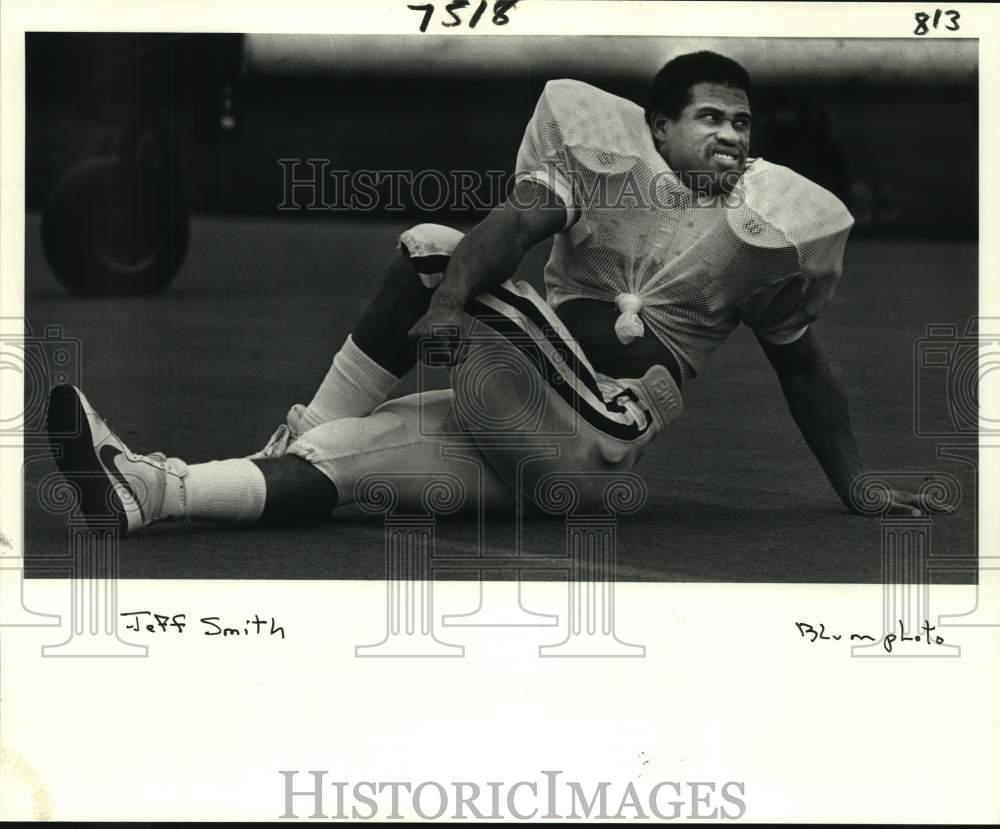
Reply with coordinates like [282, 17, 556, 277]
[48, 51, 947, 533]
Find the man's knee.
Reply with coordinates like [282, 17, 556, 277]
[399, 224, 465, 288]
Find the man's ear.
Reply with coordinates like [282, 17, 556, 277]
[648, 110, 672, 144]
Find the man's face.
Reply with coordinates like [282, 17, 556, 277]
[651, 81, 752, 195]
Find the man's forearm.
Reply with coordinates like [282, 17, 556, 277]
[432, 179, 566, 310]
[779, 357, 863, 509]
[407, 182, 565, 365]
[433, 205, 532, 309]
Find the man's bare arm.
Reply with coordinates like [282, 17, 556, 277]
[408, 179, 567, 363]
[757, 328, 862, 509]
[758, 328, 949, 516]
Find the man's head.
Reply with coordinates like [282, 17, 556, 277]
[645, 51, 752, 195]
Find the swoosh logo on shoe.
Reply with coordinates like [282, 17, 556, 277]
[98, 444, 140, 508]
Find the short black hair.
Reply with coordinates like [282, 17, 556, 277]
[644, 51, 751, 123]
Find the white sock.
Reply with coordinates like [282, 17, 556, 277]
[183, 459, 267, 523]
[301, 334, 400, 427]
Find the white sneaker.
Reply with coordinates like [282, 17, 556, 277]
[47, 385, 188, 534]
[248, 403, 310, 460]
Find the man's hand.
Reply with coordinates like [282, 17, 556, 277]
[879, 487, 957, 518]
[407, 298, 473, 368]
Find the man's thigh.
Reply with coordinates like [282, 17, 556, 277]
[453, 285, 663, 512]
[287, 389, 515, 514]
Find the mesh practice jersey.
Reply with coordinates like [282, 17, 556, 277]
[515, 79, 855, 380]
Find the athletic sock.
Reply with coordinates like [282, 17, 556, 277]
[184, 459, 267, 523]
[301, 334, 400, 428]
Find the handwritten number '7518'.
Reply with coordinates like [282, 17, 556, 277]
[408, 1, 519, 32]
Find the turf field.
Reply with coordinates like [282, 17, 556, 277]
[22, 213, 978, 581]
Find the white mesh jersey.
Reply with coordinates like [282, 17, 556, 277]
[515, 79, 855, 381]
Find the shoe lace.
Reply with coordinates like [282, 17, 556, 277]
[254, 424, 292, 459]
[142, 451, 188, 473]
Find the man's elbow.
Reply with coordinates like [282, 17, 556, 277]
[502, 180, 568, 250]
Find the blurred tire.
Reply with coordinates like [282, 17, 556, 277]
[41, 134, 189, 296]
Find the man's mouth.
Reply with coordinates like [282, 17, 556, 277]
[709, 148, 742, 166]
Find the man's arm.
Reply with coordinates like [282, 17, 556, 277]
[757, 328, 862, 509]
[758, 328, 944, 516]
[407, 179, 567, 364]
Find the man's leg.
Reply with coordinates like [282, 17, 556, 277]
[293, 224, 463, 430]
[252, 456, 339, 525]
[283, 390, 513, 514]
[207, 223, 466, 521]
[48, 224, 481, 533]
[48, 384, 510, 534]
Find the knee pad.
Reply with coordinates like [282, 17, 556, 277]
[398, 224, 465, 288]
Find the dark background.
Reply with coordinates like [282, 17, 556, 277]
[26, 33, 977, 238]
